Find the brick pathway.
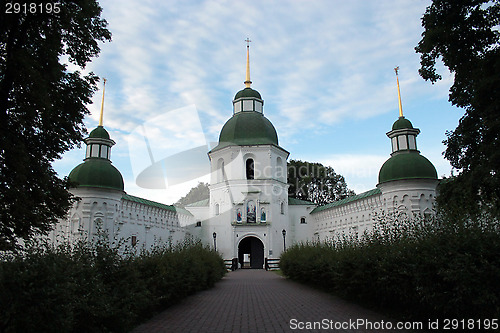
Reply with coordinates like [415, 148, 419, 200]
[132, 270, 406, 332]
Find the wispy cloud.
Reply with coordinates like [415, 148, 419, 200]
[91, 0, 442, 136]
[305, 154, 389, 194]
[54, 0, 460, 204]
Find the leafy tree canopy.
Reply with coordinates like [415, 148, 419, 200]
[0, 1, 111, 250]
[287, 159, 355, 206]
[415, 0, 500, 217]
[176, 182, 209, 207]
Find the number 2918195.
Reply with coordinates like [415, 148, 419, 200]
[5, 2, 61, 14]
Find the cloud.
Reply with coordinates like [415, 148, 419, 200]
[125, 105, 210, 190]
[52, 147, 86, 178]
[87, 0, 444, 140]
[124, 174, 210, 206]
[54, 0, 461, 204]
[96, 1, 433, 132]
[303, 154, 389, 194]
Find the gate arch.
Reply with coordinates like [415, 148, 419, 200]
[238, 236, 264, 269]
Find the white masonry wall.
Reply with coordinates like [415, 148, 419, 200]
[311, 193, 382, 241]
[51, 187, 190, 250]
[311, 179, 438, 242]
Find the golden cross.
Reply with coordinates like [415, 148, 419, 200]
[394, 67, 403, 117]
[99, 77, 107, 126]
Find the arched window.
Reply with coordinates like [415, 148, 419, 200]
[71, 215, 82, 235]
[93, 217, 103, 236]
[276, 157, 284, 180]
[217, 158, 225, 183]
[300, 217, 306, 224]
[280, 202, 285, 215]
[246, 159, 254, 180]
[91, 144, 100, 157]
[100, 145, 109, 159]
[215, 203, 220, 216]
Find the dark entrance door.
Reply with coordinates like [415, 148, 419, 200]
[238, 236, 264, 269]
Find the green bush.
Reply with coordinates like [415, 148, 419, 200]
[0, 237, 225, 332]
[281, 212, 500, 321]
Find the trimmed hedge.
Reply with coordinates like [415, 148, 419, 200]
[0, 238, 226, 332]
[280, 213, 500, 321]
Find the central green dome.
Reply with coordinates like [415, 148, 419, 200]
[69, 159, 124, 191]
[214, 111, 278, 151]
[378, 152, 437, 184]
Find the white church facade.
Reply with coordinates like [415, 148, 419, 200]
[53, 49, 439, 268]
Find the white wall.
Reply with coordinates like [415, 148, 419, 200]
[52, 187, 190, 251]
[310, 179, 438, 242]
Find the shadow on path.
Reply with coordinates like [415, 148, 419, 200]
[132, 269, 406, 332]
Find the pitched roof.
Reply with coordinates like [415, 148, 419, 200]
[122, 194, 193, 216]
[185, 198, 210, 207]
[311, 188, 381, 214]
[288, 197, 315, 205]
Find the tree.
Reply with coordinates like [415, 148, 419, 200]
[415, 0, 500, 217]
[176, 182, 210, 207]
[0, 1, 111, 249]
[287, 159, 355, 206]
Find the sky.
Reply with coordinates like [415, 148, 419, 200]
[53, 0, 463, 205]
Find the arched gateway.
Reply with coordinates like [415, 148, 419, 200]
[238, 236, 264, 269]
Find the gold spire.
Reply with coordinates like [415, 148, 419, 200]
[99, 78, 107, 126]
[394, 67, 403, 117]
[244, 38, 252, 88]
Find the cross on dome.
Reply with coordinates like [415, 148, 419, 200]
[99, 78, 107, 126]
[244, 38, 252, 88]
[394, 66, 403, 117]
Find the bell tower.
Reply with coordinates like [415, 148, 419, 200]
[205, 41, 290, 267]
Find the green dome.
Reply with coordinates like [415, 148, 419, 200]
[392, 116, 413, 130]
[234, 87, 262, 100]
[69, 158, 124, 191]
[215, 111, 278, 150]
[89, 126, 110, 139]
[379, 152, 437, 184]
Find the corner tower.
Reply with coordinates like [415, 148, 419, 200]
[69, 78, 123, 191]
[377, 68, 438, 215]
[206, 41, 290, 267]
[63, 79, 124, 242]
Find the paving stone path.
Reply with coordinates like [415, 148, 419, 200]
[132, 269, 406, 332]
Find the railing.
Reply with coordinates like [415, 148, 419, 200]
[224, 258, 239, 271]
[231, 221, 270, 226]
[225, 258, 279, 271]
[265, 258, 280, 271]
